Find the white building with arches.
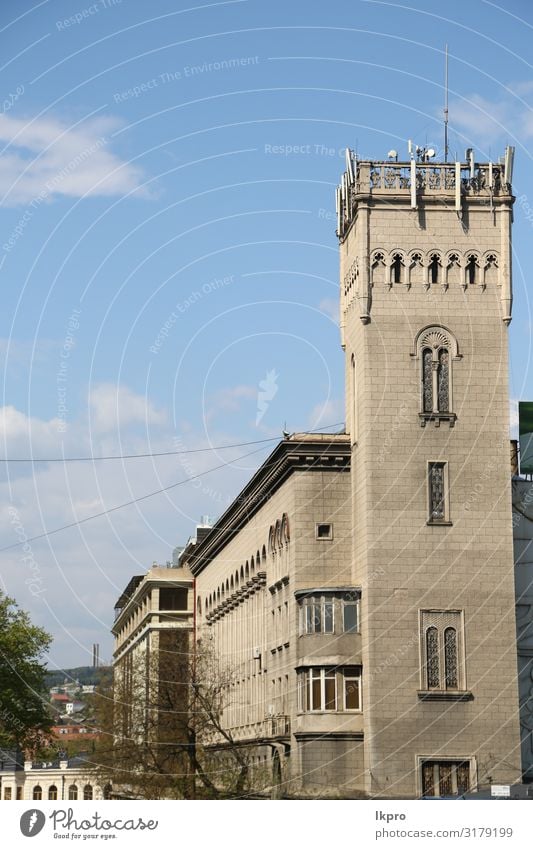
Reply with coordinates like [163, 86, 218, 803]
[0, 752, 108, 801]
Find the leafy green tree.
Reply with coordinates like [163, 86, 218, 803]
[0, 591, 52, 749]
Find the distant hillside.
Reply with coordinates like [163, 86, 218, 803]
[45, 665, 112, 690]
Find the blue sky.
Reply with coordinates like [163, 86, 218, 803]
[0, 0, 532, 667]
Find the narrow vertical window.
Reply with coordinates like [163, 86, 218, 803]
[426, 627, 440, 689]
[429, 254, 440, 284]
[437, 349, 449, 412]
[392, 253, 403, 283]
[422, 348, 433, 413]
[466, 255, 477, 284]
[428, 462, 446, 523]
[324, 669, 336, 710]
[351, 354, 358, 442]
[444, 627, 458, 688]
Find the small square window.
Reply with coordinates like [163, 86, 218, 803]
[316, 523, 333, 540]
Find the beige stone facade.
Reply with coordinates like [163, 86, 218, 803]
[187, 435, 362, 796]
[111, 149, 522, 798]
[112, 566, 194, 748]
[339, 153, 521, 797]
[186, 151, 522, 798]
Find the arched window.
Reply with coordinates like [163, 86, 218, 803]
[483, 253, 498, 287]
[281, 513, 290, 543]
[245, 562, 249, 579]
[197, 596, 201, 615]
[465, 254, 478, 285]
[446, 252, 461, 286]
[421, 611, 464, 692]
[409, 252, 424, 286]
[428, 253, 441, 284]
[83, 784, 93, 800]
[413, 326, 458, 426]
[68, 785, 78, 800]
[391, 252, 404, 284]
[33, 786, 42, 800]
[103, 784, 112, 800]
[426, 627, 440, 689]
[274, 520, 281, 549]
[371, 250, 386, 285]
[48, 785, 58, 800]
[444, 627, 458, 689]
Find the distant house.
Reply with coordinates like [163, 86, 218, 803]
[0, 751, 110, 801]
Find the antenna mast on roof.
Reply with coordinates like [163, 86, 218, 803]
[444, 43, 449, 162]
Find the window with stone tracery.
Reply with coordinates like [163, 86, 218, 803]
[428, 461, 448, 523]
[414, 326, 458, 425]
[420, 610, 464, 692]
[421, 760, 471, 797]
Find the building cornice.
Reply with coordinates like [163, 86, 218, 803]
[188, 435, 351, 576]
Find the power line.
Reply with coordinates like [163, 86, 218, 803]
[0, 423, 345, 463]
[0, 436, 278, 463]
[0, 444, 270, 554]
[0, 423, 346, 553]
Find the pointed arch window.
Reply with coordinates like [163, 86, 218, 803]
[444, 627, 458, 688]
[391, 252, 404, 284]
[429, 253, 441, 284]
[413, 326, 459, 427]
[465, 254, 478, 285]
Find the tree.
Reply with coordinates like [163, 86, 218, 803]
[91, 637, 269, 799]
[0, 591, 52, 750]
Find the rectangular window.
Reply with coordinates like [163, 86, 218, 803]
[299, 667, 361, 712]
[300, 597, 334, 634]
[299, 592, 359, 635]
[343, 668, 361, 710]
[428, 461, 450, 524]
[421, 760, 470, 797]
[16, 787, 22, 800]
[159, 587, 188, 610]
[343, 598, 359, 632]
[4, 787, 12, 800]
[315, 523, 333, 540]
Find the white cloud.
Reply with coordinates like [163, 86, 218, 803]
[0, 395, 263, 667]
[450, 84, 533, 145]
[206, 384, 257, 423]
[319, 298, 339, 324]
[308, 398, 344, 431]
[89, 383, 167, 434]
[0, 114, 148, 206]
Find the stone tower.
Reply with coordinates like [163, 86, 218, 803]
[337, 147, 521, 797]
